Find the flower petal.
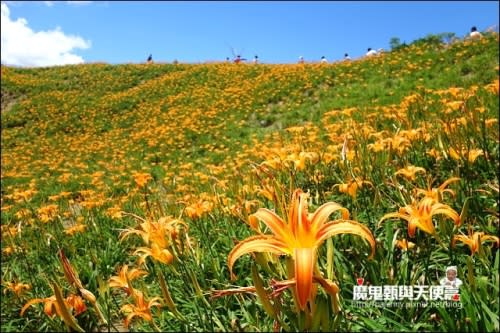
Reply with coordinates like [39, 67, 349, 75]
[20, 298, 45, 316]
[378, 212, 410, 227]
[228, 235, 288, 280]
[316, 220, 376, 259]
[294, 247, 315, 310]
[438, 177, 461, 192]
[452, 234, 473, 249]
[288, 189, 304, 237]
[431, 204, 460, 226]
[481, 234, 500, 246]
[408, 216, 433, 237]
[252, 209, 292, 244]
[310, 201, 350, 232]
[296, 190, 310, 237]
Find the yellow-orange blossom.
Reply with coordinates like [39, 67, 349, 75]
[228, 189, 375, 310]
[380, 197, 460, 238]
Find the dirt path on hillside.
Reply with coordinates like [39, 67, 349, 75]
[1, 90, 23, 113]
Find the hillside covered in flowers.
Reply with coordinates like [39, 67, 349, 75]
[1, 33, 499, 332]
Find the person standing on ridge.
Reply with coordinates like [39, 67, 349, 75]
[147, 54, 153, 64]
[366, 48, 377, 57]
[234, 55, 246, 63]
[469, 26, 482, 39]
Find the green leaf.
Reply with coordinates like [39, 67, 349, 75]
[251, 264, 276, 319]
[158, 271, 184, 320]
[435, 304, 456, 331]
[459, 197, 471, 222]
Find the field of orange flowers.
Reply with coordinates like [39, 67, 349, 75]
[1, 33, 499, 332]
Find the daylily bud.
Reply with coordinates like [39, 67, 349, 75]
[79, 288, 96, 303]
[59, 250, 84, 289]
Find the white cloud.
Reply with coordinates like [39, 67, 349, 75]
[66, 1, 93, 5]
[1, 2, 91, 67]
[42, 1, 93, 7]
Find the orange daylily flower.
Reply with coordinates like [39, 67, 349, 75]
[386, 134, 411, 156]
[65, 294, 88, 316]
[228, 189, 375, 310]
[132, 172, 153, 188]
[1, 225, 20, 238]
[121, 216, 189, 265]
[395, 165, 426, 181]
[448, 147, 484, 163]
[108, 265, 148, 295]
[106, 205, 123, 219]
[485, 78, 499, 95]
[63, 223, 87, 236]
[37, 204, 59, 223]
[256, 186, 276, 202]
[121, 290, 162, 328]
[285, 151, 319, 171]
[3, 281, 31, 297]
[380, 197, 461, 238]
[120, 216, 186, 249]
[395, 239, 415, 251]
[452, 231, 499, 255]
[261, 157, 284, 170]
[21, 296, 57, 317]
[334, 178, 373, 199]
[134, 242, 174, 265]
[14, 208, 32, 220]
[184, 199, 213, 219]
[2, 246, 20, 255]
[10, 188, 38, 202]
[21, 293, 86, 318]
[415, 177, 460, 203]
[368, 140, 386, 153]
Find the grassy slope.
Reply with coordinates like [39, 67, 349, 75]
[2, 38, 498, 187]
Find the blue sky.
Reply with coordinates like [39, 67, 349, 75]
[1, 1, 499, 67]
